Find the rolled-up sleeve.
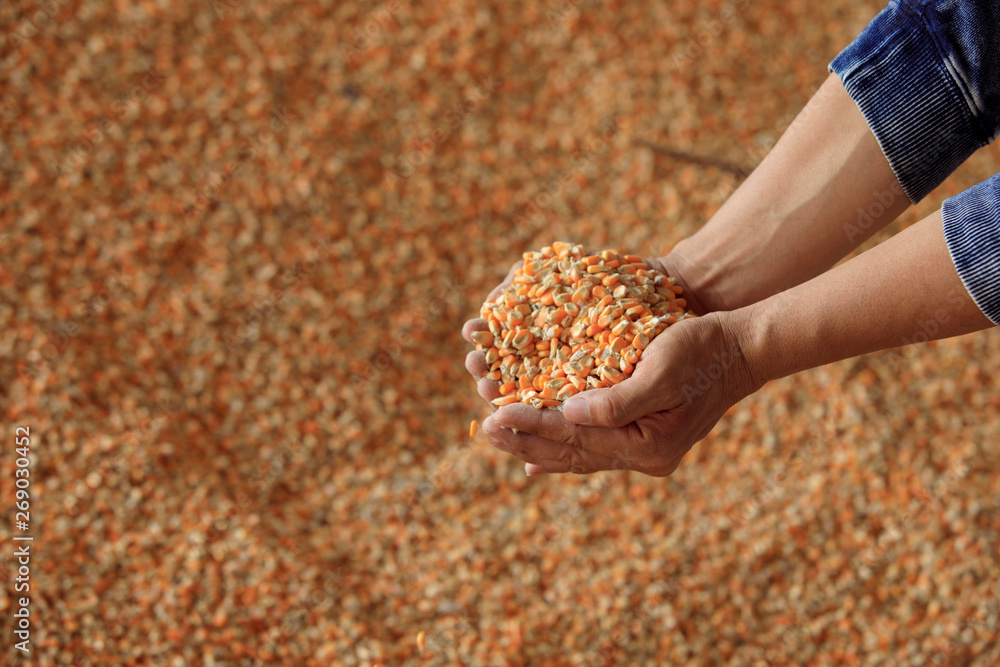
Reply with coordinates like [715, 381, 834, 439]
[944, 174, 1000, 324]
[830, 0, 1000, 324]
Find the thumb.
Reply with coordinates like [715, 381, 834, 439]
[563, 379, 661, 428]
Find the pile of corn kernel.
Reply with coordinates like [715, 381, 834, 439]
[474, 242, 696, 409]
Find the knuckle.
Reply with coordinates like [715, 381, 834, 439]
[602, 397, 625, 428]
[553, 446, 592, 475]
[558, 446, 591, 474]
[559, 423, 582, 447]
[490, 434, 518, 456]
[637, 436, 662, 460]
[602, 396, 632, 428]
[621, 431, 659, 470]
[555, 446, 575, 468]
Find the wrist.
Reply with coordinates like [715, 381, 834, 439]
[716, 305, 772, 398]
[653, 245, 727, 315]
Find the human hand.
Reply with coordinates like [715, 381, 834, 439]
[645, 252, 721, 316]
[479, 311, 763, 476]
[460, 251, 716, 410]
[461, 259, 523, 409]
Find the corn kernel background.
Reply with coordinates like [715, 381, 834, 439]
[2, 0, 1000, 664]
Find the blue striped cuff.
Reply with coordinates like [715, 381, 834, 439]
[943, 174, 1000, 325]
[829, 1, 990, 204]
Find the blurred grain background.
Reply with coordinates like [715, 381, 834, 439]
[1, 0, 999, 664]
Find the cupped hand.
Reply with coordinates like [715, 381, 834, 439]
[480, 311, 763, 477]
[461, 251, 716, 410]
[645, 253, 720, 316]
[461, 259, 524, 409]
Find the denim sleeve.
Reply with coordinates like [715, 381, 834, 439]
[829, 0, 1000, 203]
[944, 174, 1000, 324]
[830, 0, 1000, 325]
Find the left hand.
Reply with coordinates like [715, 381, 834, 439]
[481, 311, 764, 477]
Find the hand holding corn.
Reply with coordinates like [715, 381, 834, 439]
[465, 283, 760, 477]
[461, 242, 757, 476]
[468, 242, 696, 409]
[461, 75, 1000, 478]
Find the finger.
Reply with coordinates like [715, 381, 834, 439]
[482, 416, 622, 474]
[465, 350, 489, 378]
[486, 260, 524, 301]
[462, 318, 490, 344]
[562, 380, 665, 429]
[478, 376, 502, 407]
[562, 323, 689, 428]
[492, 403, 635, 459]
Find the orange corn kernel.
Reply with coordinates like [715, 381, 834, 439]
[512, 330, 533, 350]
[556, 384, 580, 401]
[492, 395, 519, 407]
[474, 243, 695, 410]
[471, 331, 494, 346]
[610, 336, 628, 354]
[611, 318, 630, 336]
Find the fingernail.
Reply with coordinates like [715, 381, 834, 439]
[525, 463, 548, 476]
[563, 397, 591, 424]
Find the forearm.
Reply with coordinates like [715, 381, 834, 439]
[666, 74, 909, 311]
[732, 210, 995, 385]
